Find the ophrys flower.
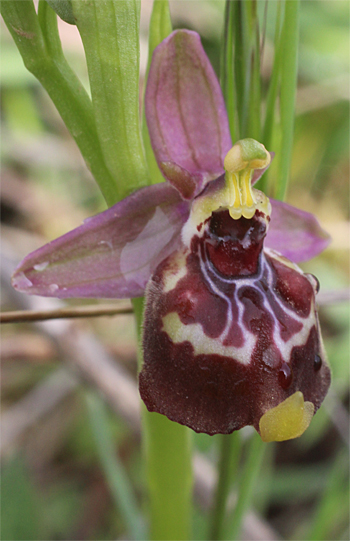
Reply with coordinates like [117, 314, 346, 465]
[12, 30, 331, 441]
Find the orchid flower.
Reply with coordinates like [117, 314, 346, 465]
[12, 30, 331, 442]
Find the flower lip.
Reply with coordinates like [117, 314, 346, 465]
[208, 208, 268, 241]
[205, 210, 269, 278]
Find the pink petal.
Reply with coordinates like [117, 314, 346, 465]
[12, 184, 190, 298]
[266, 199, 331, 262]
[145, 30, 232, 199]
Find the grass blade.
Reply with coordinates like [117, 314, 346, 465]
[276, 0, 300, 200]
[225, 433, 266, 540]
[262, 0, 283, 150]
[247, 10, 261, 140]
[85, 391, 146, 541]
[209, 432, 241, 540]
[220, 0, 236, 142]
[305, 451, 349, 541]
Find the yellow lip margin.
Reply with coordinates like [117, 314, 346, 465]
[259, 391, 315, 443]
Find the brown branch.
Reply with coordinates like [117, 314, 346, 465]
[0, 304, 134, 324]
[1, 287, 348, 324]
[317, 288, 350, 306]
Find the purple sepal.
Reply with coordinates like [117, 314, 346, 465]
[145, 30, 232, 199]
[266, 199, 331, 262]
[12, 184, 190, 298]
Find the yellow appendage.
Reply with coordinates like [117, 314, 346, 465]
[181, 138, 272, 247]
[259, 392, 315, 443]
[223, 139, 271, 220]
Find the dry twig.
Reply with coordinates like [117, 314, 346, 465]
[0, 304, 133, 324]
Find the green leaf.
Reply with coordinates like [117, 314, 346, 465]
[234, 0, 258, 139]
[72, 0, 149, 202]
[259, 0, 284, 194]
[209, 432, 241, 540]
[304, 451, 349, 541]
[233, 0, 248, 138]
[276, 0, 300, 201]
[262, 0, 283, 150]
[1, 455, 42, 540]
[85, 391, 146, 541]
[45, 0, 75, 25]
[247, 10, 261, 140]
[225, 433, 266, 540]
[220, 0, 235, 142]
[147, 0, 172, 60]
[1, 0, 117, 205]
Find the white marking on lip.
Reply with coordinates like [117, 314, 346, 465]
[199, 248, 316, 367]
[162, 311, 255, 364]
[163, 249, 188, 293]
[160, 235, 317, 369]
[260, 257, 316, 365]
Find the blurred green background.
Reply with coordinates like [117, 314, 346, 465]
[1, 1, 349, 540]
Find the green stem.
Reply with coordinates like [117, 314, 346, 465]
[238, 0, 254, 138]
[306, 450, 348, 541]
[137, 5, 192, 535]
[131, 297, 145, 371]
[142, 0, 172, 185]
[261, 0, 283, 149]
[85, 390, 146, 541]
[72, 0, 149, 201]
[209, 432, 241, 540]
[132, 297, 193, 541]
[143, 411, 192, 541]
[276, 0, 300, 201]
[226, 433, 266, 540]
[1, 0, 118, 206]
[220, 0, 235, 142]
[259, 0, 283, 194]
[233, 0, 245, 139]
[247, 6, 261, 140]
[37, 0, 64, 59]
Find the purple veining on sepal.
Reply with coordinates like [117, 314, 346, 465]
[145, 30, 232, 198]
[266, 199, 331, 262]
[12, 184, 190, 299]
